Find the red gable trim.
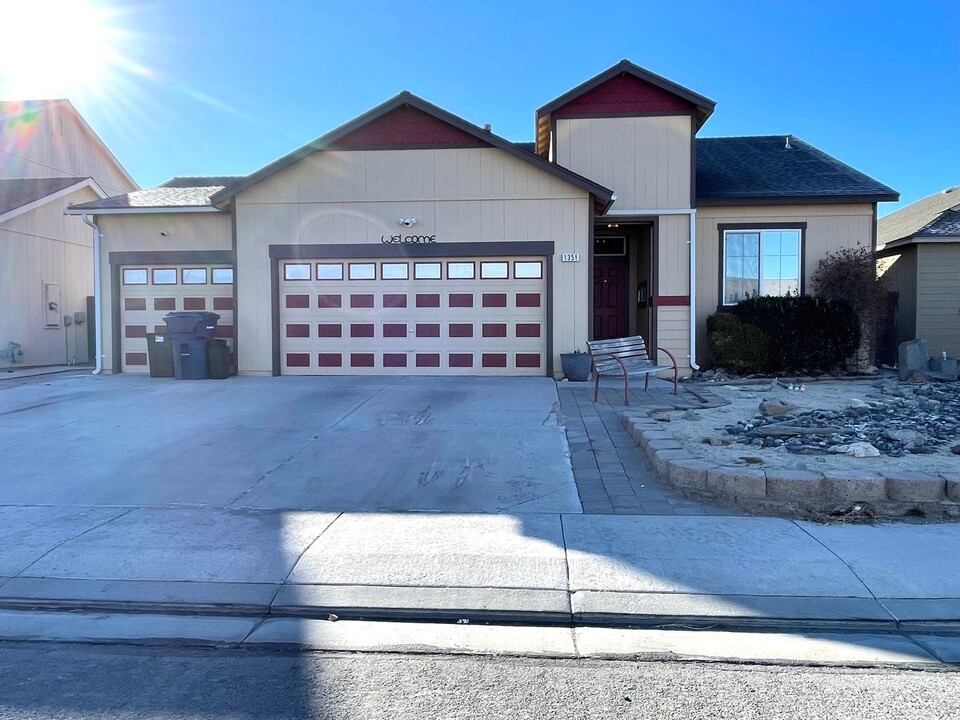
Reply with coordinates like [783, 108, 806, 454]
[555, 73, 695, 117]
[329, 105, 487, 150]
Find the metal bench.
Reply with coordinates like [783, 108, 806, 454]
[586, 336, 678, 405]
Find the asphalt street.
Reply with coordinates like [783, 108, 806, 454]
[0, 642, 955, 719]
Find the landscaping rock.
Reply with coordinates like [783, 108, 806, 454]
[759, 400, 798, 417]
[830, 442, 881, 458]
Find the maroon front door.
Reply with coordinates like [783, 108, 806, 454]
[593, 258, 629, 340]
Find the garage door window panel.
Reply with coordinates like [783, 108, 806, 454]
[414, 262, 441, 280]
[514, 261, 542, 279]
[349, 263, 376, 280]
[212, 268, 234, 284]
[182, 268, 208, 284]
[382, 263, 409, 280]
[152, 268, 177, 285]
[480, 262, 509, 279]
[447, 262, 475, 279]
[317, 263, 343, 280]
[122, 269, 147, 285]
[284, 264, 311, 281]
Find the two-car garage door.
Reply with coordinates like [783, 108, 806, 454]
[279, 256, 547, 375]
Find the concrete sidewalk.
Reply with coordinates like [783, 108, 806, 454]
[0, 507, 956, 631]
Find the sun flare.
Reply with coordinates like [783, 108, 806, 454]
[0, 0, 124, 98]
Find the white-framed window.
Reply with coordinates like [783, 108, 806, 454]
[722, 228, 801, 305]
[514, 261, 542, 279]
[284, 263, 311, 281]
[414, 262, 441, 279]
[212, 268, 234, 284]
[348, 263, 376, 280]
[182, 268, 208, 284]
[447, 262, 475, 279]
[122, 268, 147, 285]
[480, 261, 508, 279]
[316, 263, 343, 280]
[152, 268, 177, 285]
[382, 262, 409, 280]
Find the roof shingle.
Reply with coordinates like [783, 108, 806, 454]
[68, 176, 242, 211]
[878, 187, 960, 247]
[696, 136, 898, 203]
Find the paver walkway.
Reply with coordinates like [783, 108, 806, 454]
[557, 378, 743, 516]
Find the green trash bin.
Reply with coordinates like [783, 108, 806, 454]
[207, 339, 231, 380]
[146, 333, 174, 378]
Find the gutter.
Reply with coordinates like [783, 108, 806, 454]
[80, 214, 103, 375]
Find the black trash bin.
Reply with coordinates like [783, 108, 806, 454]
[207, 339, 231, 380]
[146, 333, 174, 378]
[163, 311, 220, 380]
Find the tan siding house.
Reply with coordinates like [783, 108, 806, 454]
[67, 60, 898, 379]
[878, 187, 960, 358]
[0, 100, 136, 369]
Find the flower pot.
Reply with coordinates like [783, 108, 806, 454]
[560, 352, 592, 382]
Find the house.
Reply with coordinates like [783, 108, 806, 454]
[0, 99, 137, 369]
[65, 60, 898, 377]
[877, 187, 960, 359]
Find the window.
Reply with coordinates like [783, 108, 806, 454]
[182, 268, 208, 284]
[348, 263, 376, 280]
[722, 228, 801, 305]
[122, 268, 147, 285]
[414, 262, 441, 279]
[594, 236, 626, 256]
[514, 261, 542, 279]
[480, 261, 508, 279]
[316, 263, 343, 280]
[212, 268, 234, 284]
[382, 263, 409, 280]
[447, 262, 475, 279]
[284, 263, 311, 280]
[152, 268, 177, 285]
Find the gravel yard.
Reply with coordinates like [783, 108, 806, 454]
[666, 377, 960, 476]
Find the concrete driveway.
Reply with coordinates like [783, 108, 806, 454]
[0, 374, 580, 513]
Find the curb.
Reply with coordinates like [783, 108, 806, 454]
[620, 410, 960, 519]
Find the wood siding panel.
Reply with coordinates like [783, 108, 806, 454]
[916, 244, 960, 356]
[0, 186, 101, 368]
[694, 204, 875, 366]
[0, 106, 135, 196]
[554, 116, 692, 210]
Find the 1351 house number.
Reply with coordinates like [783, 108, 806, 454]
[381, 234, 437, 244]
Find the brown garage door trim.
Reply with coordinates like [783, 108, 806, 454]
[269, 242, 555, 377]
[110, 250, 234, 374]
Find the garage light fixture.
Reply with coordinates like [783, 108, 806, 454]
[398, 217, 417, 227]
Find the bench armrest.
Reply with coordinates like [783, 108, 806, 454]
[655, 347, 679, 370]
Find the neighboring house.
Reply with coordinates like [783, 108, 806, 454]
[0, 99, 137, 368]
[66, 60, 898, 378]
[877, 187, 960, 359]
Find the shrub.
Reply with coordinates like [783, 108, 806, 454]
[707, 295, 861, 375]
[812, 245, 889, 369]
[707, 313, 771, 374]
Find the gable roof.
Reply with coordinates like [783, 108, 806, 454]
[0, 176, 105, 223]
[535, 60, 717, 156]
[695, 135, 899, 205]
[878, 187, 960, 248]
[0, 99, 139, 190]
[209, 92, 614, 213]
[65, 176, 241, 214]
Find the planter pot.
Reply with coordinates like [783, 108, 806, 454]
[560, 352, 592, 382]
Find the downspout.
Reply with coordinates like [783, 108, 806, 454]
[689, 210, 700, 370]
[80, 213, 103, 374]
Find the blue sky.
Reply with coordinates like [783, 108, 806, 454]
[8, 0, 959, 213]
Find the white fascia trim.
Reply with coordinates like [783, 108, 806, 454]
[0, 178, 107, 225]
[64, 206, 222, 215]
[606, 208, 695, 216]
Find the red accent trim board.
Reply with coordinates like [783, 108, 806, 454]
[652, 295, 691, 307]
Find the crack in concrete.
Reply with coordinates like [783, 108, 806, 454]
[12, 508, 136, 579]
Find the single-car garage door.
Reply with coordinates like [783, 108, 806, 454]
[119, 265, 234, 373]
[279, 256, 547, 375]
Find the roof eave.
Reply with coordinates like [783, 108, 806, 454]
[64, 205, 223, 215]
[696, 193, 900, 207]
[210, 92, 614, 208]
[0, 178, 106, 225]
[535, 59, 717, 128]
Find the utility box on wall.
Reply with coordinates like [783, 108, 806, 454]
[44, 283, 61, 327]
